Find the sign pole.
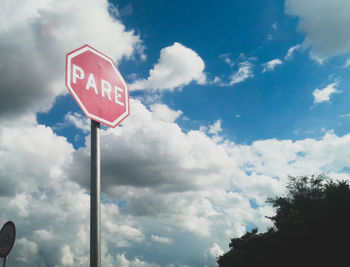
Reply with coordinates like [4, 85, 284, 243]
[90, 119, 101, 267]
[66, 44, 129, 266]
[3, 256, 7, 267]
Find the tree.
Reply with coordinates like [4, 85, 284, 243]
[217, 175, 350, 267]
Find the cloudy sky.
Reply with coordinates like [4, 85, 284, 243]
[1, 0, 350, 266]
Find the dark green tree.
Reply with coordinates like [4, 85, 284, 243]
[218, 175, 350, 267]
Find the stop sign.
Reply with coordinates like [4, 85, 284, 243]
[65, 44, 129, 128]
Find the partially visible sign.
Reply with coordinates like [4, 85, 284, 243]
[0, 221, 16, 258]
[65, 44, 130, 128]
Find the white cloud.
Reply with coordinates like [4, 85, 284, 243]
[64, 112, 90, 133]
[150, 104, 183, 122]
[130, 42, 206, 91]
[214, 55, 256, 86]
[0, 121, 148, 266]
[70, 101, 233, 193]
[219, 53, 235, 67]
[228, 132, 350, 189]
[104, 221, 145, 248]
[285, 0, 350, 62]
[229, 61, 254, 85]
[205, 243, 224, 261]
[0, 0, 143, 120]
[68, 100, 264, 240]
[69, 99, 350, 246]
[262, 59, 283, 73]
[9, 193, 31, 217]
[265, 34, 273, 41]
[4, 104, 350, 265]
[61, 245, 75, 266]
[0, 124, 74, 196]
[209, 120, 222, 135]
[213, 76, 222, 85]
[116, 253, 160, 267]
[150, 235, 173, 245]
[285, 44, 302, 60]
[33, 229, 54, 241]
[313, 82, 340, 104]
[15, 238, 39, 263]
[344, 58, 350, 68]
[0, 0, 297, 266]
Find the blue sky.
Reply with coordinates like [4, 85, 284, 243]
[2, 0, 350, 266]
[39, 0, 350, 147]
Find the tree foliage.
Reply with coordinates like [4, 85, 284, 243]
[217, 175, 350, 267]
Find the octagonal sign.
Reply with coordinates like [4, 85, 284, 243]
[66, 44, 129, 128]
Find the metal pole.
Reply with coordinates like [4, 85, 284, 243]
[3, 256, 7, 267]
[90, 120, 101, 267]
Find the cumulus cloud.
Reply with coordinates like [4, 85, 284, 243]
[1, 2, 350, 257]
[209, 120, 222, 135]
[214, 54, 256, 86]
[69, 100, 350, 248]
[116, 253, 160, 267]
[344, 58, 350, 68]
[0, 0, 305, 266]
[150, 235, 173, 245]
[205, 243, 224, 265]
[15, 238, 39, 263]
[33, 229, 54, 241]
[63, 112, 90, 133]
[70, 101, 233, 193]
[0, 122, 149, 266]
[0, 124, 74, 197]
[285, 44, 302, 60]
[285, 0, 350, 62]
[229, 61, 254, 85]
[0, 124, 88, 266]
[265, 34, 274, 41]
[313, 82, 340, 104]
[68, 100, 271, 241]
[219, 53, 235, 67]
[340, 114, 350, 118]
[150, 104, 183, 122]
[229, 132, 350, 184]
[3, 101, 350, 265]
[130, 42, 206, 91]
[262, 59, 283, 73]
[0, 0, 143, 119]
[61, 245, 74, 266]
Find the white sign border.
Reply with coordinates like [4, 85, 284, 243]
[66, 45, 130, 128]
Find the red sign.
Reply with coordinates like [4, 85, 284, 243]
[66, 44, 129, 128]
